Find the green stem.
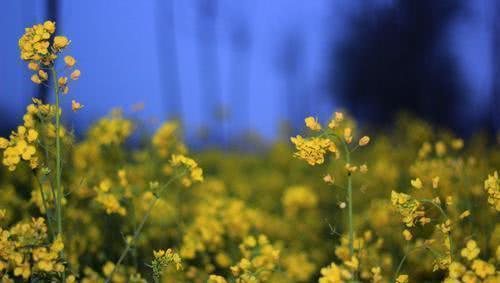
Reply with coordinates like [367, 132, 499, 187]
[340, 139, 354, 258]
[104, 172, 185, 283]
[419, 199, 454, 260]
[51, 67, 65, 281]
[51, 67, 63, 237]
[327, 132, 355, 282]
[393, 253, 407, 283]
[34, 172, 55, 240]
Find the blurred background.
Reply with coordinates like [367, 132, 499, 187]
[1, 0, 498, 146]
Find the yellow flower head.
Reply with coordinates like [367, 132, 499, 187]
[461, 240, 480, 261]
[304, 116, 321, 131]
[64, 55, 76, 67]
[358, 136, 370, 146]
[70, 69, 81, 80]
[411, 178, 423, 189]
[71, 100, 84, 112]
[53, 36, 69, 49]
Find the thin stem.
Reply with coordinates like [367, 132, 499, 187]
[419, 199, 455, 260]
[51, 67, 66, 281]
[327, 132, 355, 282]
[104, 172, 185, 283]
[393, 253, 407, 283]
[51, 67, 63, 237]
[340, 139, 354, 258]
[33, 172, 55, 240]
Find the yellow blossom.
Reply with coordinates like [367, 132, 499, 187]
[31, 74, 42, 84]
[53, 36, 69, 49]
[411, 177, 423, 189]
[70, 69, 80, 80]
[396, 274, 408, 283]
[461, 240, 480, 261]
[304, 116, 321, 131]
[64, 55, 76, 67]
[402, 229, 412, 241]
[358, 136, 370, 146]
[71, 100, 84, 112]
[28, 61, 39, 70]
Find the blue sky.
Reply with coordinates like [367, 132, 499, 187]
[0, 0, 496, 141]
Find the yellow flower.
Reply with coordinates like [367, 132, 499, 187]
[305, 116, 322, 131]
[358, 136, 370, 146]
[335, 112, 344, 122]
[328, 119, 337, 129]
[359, 164, 368, 174]
[448, 262, 466, 279]
[290, 135, 336, 166]
[38, 70, 48, 80]
[58, 77, 68, 86]
[459, 210, 470, 220]
[323, 174, 335, 184]
[451, 139, 464, 150]
[64, 55, 76, 67]
[345, 163, 358, 173]
[471, 259, 495, 278]
[402, 229, 412, 241]
[208, 275, 228, 283]
[27, 129, 38, 142]
[319, 262, 351, 283]
[0, 137, 9, 149]
[31, 74, 42, 84]
[53, 36, 69, 49]
[432, 176, 440, 189]
[461, 240, 480, 261]
[28, 61, 39, 71]
[435, 141, 447, 156]
[344, 256, 359, 270]
[70, 69, 81, 80]
[71, 100, 84, 112]
[484, 171, 499, 211]
[411, 178, 423, 189]
[344, 128, 352, 143]
[396, 274, 408, 283]
[43, 20, 55, 33]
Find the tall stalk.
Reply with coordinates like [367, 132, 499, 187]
[105, 172, 185, 283]
[327, 133, 355, 258]
[50, 67, 63, 238]
[51, 67, 66, 281]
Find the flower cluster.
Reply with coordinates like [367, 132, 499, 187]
[94, 179, 126, 216]
[19, 21, 80, 89]
[0, 218, 65, 281]
[290, 135, 337, 165]
[443, 240, 498, 282]
[227, 235, 280, 282]
[152, 122, 186, 158]
[87, 110, 133, 146]
[319, 262, 352, 283]
[484, 171, 499, 211]
[391, 191, 426, 227]
[282, 185, 318, 217]
[170, 154, 204, 186]
[151, 249, 182, 282]
[0, 125, 39, 171]
[18, 21, 58, 64]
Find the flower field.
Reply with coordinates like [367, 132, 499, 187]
[0, 21, 499, 283]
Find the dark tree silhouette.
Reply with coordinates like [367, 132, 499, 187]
[490, 2, 500, 134]
[196, 0, 223, 145]
[275, 30, 306, 130]
[331, 0, 468, 132]
[155, 0, 182, 120]
[228, 18, 252, 141]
